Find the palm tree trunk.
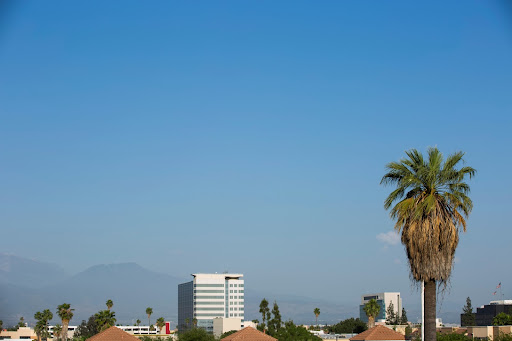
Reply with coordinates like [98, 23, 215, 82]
[424, 279, 437, 341]
[368, 316, 375, 329]
[62, 320, 69, 341]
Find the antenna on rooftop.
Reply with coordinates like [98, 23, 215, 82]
[223, 270, 228, 274]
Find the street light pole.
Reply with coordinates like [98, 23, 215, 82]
[421, 281, 425, 341]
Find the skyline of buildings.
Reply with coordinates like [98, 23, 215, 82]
[178, 273, 245, 333]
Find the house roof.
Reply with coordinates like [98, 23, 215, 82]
[221, 327, 277, 341]
[86, 326, 141, 341]
[350, 325, 405, 341]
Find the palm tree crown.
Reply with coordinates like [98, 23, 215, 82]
[106, 299, 113, 311]
[381, 148, 475, 284]
[363, 299, 380, 328]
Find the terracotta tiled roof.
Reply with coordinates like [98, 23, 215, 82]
[350, 325, 405, 341]
[86, 326, 141, 341]
[221, 327, 277, 341]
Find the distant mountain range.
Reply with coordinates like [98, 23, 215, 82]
[0, 254, 461, 327]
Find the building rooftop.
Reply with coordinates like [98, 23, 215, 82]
[221, 327, 277, 341]
[350, 325, 405, 341]
[192, 273, 243, 279]
[86, 326, 142, 341]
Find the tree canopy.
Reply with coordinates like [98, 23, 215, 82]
[461, 297, 475, 326]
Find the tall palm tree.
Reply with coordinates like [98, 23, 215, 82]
[314, 308, 320, 325]
[381, 148, 475, 341]
[106, 299, 113, 311]
[53, 324, 62, 341]
[56, 303, 74, 341]
[34, 309, 53, 341]
[363, 299, 380, 329]
[156, 317, 165, 333]
[146, 307, 153, 331]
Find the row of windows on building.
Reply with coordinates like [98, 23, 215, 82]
[193, 307, 244, 312]
[194, 290, 225, 293]
[229, 290, 243, 293]
[192, 283, 245, 288]
[193, 295, 244, 299]
[193, 313, 245, 317]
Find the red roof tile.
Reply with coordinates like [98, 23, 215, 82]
[86, 326, 141, 341]
[222, 327, 277, 341]
[350, 325, 405, 341]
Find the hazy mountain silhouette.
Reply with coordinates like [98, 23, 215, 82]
[0, 255, 461, 327]
[0, 253, 69, 288]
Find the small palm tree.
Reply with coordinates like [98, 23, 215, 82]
[95, 310, 116, 331]
[363, 299, 380, 328]
[381, 148, 475, 341]
[185, 318, 190, 329]
[53, 324, 62, 341]
[192, 318, 197, 328]
[136, 319, 141, 326]
[57, 303, 74, 341]
[146, 307, 153, 332]
[106, 299, 113, 311]
[156, 317, 165, 333]
[314, 308, 320, 325]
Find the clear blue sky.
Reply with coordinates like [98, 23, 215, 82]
[1, 0, 511, 313]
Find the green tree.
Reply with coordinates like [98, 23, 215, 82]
[436, 332, 472, 341]
[34, 309, 53, 341]
[0, 320, 3, 334]
[95, 310, 116, 331]
[381, 148, 476, 341]
[136, 319, 141, 326]
[494, 333, 512, 341]
[184, 318, 190, 330]
[178, 327, 215, 341]
[259, 298, 270, 334]
[461, 297, 475, 326]
[274, 320, 322, 341]
[220, 330, 237, 338]
[106, 299, 113, 311]
[326, 318, 367, 334]
[493, 313, 512, 326]
[400, 308, 408, 325]
[314, 308, 320, 326]
[363, 299, 380, 329]
[268, 301, 283, 336]
[386, 301, 397, 325]
[16, 316, 25, 329]
[57, 303, 74, 341]
[74, 315, 99, 339]
[146, 307, 153, 331]
[192, 318, 197, 328]
[53, 324, 63, 341]
[156, 317, 165, 333]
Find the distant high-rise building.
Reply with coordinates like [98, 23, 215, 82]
[178, 273, 244, 332]
[359, 292, 402, 323]
[467, 300, 512, 326]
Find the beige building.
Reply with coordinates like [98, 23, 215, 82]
[0, 326, 37, 340]
[467, 326, 512, 339]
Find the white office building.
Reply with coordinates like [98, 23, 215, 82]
[178, 273, 244, 332]
[359, 292, 402, 323]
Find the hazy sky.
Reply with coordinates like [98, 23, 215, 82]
[1, 1, 511, 313]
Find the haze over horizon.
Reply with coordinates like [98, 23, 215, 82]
[1, 0, 511, 323]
